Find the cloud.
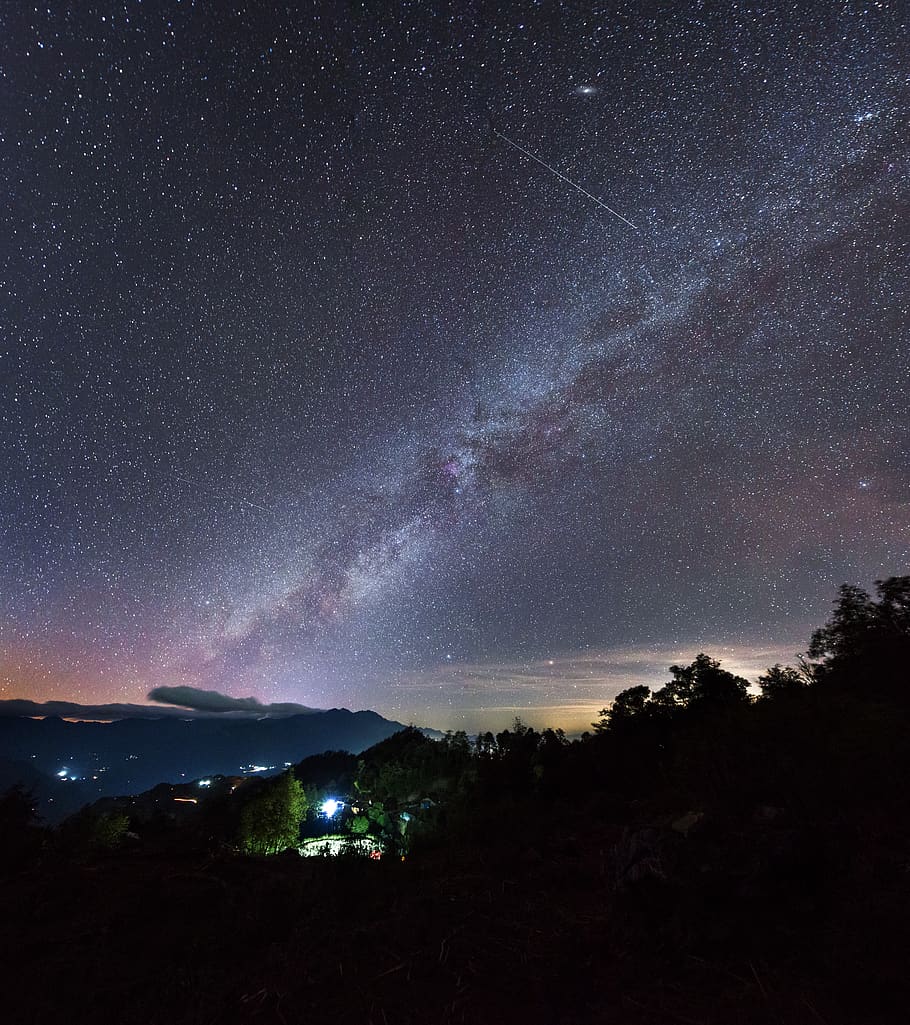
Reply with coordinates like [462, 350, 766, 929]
[0, 698, 206, 720]
[0, 689, 321, 720]
[147, 685, 319, 716]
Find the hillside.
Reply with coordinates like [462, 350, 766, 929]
[0, 708, 425, 821]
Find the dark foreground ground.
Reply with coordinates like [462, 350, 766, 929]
[3, 805, 909, 1025]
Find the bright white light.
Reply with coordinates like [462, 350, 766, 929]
[198, 779, 212, 787]
[56, 769, 68, 778]
[320, 798, 341, 818]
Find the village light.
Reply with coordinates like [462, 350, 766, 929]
[320, 798, 341, 818]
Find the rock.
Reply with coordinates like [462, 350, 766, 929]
[671, 811, 704, 836]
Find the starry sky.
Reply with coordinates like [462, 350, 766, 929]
[1, 1, 908, 732]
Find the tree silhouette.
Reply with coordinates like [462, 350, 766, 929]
[757, 664, 808, 698]
[593, 685, 651, 731]
[593, 655, 749, 735]
[0, 785, 44, 872]
[808, 576, 910, 699]
[475, 731, 497, 756]
[651, 653, 749, 710]
[0, 785, 37, 832]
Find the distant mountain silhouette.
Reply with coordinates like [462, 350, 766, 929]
[0, 709, 437, 822]
[0, 694, 321, 719]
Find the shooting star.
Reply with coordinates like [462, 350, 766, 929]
[164, 472, 268, 512]
[494, 129, 638, 231]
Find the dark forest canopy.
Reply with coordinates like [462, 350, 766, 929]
[593, 575, 910, 733]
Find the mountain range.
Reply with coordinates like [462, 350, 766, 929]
[0, 705, 434, 822]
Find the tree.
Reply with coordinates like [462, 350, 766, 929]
[652, 653, 749, 710]
[808, 583, 877, 664]
[593, 657, 748, 732]
[495, 718, 540, 759]
[475, 731, 497, 756]
[89, 811, 130, 849]
[540, 727, 568, 750]
[238, 771, 307, 855]
[0, 786, 44, 871]
[808, 577, 910, 699]
[593, 685, 652, 732]
[0, 785, 37, 832]
[350, 815, 371, 835]
[444, 730, 472, 758]
[56, 805, 130, 857]
[757, 664, 808, 698]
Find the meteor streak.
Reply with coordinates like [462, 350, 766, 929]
[494, 129, 638, 230]
[165, 472, 268, 512]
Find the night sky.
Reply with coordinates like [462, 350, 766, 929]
[2, 2, 908, 732]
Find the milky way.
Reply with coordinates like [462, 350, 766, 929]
[1, 3, 908, 730]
